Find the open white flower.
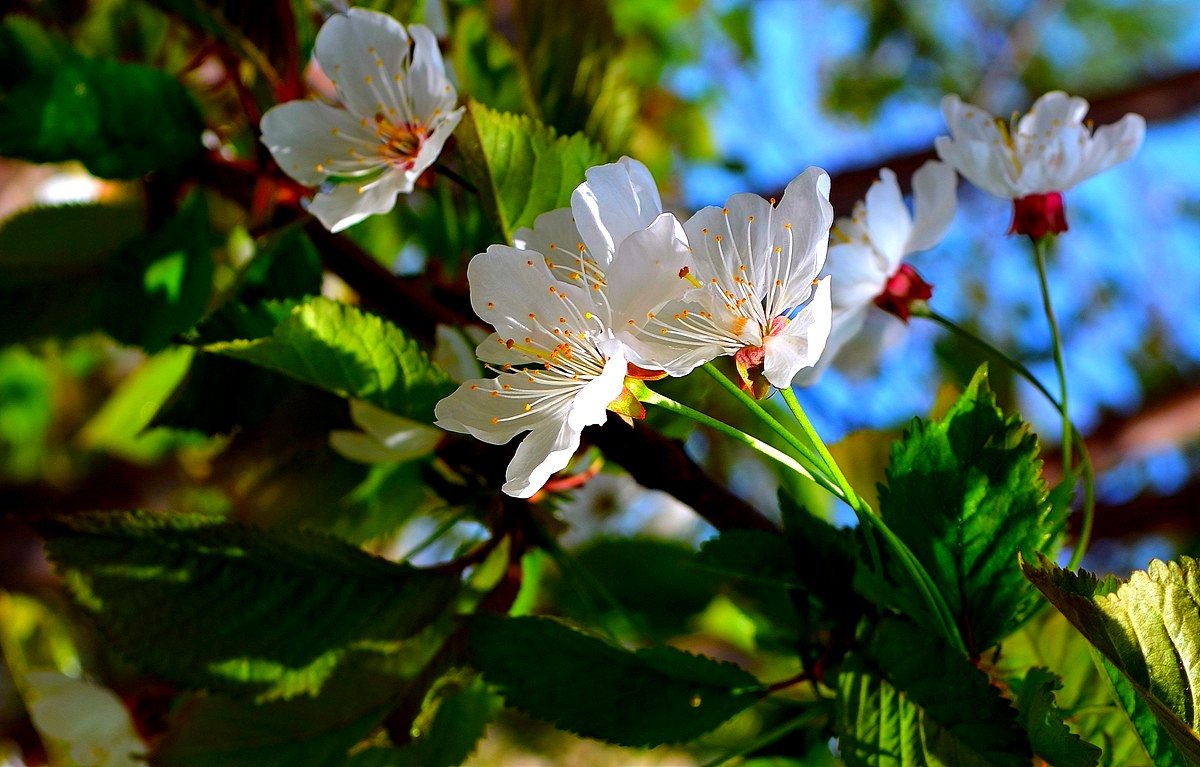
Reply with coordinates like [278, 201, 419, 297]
[616, 168, 835, 396]
[25, 672, 145, 767]
[261, 9, 463, 232]
[434, 247, 630, 498]
[935, 91, 1144, 238]
[801, 161, 956, 382]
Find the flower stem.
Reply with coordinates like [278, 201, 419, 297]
[700, 363, 834, 484]
[1032, 236, 1072, 474]
[916, 307, 1096, 569]
[778, 388, 966, 655]
[699, 713, 816, 767]
[639, 388, 823, 488]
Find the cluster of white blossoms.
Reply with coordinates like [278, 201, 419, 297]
[435, 159, 835, 496]
[259, 10, 1146, 499]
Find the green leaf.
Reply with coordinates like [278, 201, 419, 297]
[867, 366, 1063, 652]
[203, 297, 453, 422]
[1022, 554, 1200, 763]
[154, 661, 406, 767]
[0, 346, 53, 480]
[510, 0, 639, 151]
[92, 191, 214, 351]
[40, 511, 459, 700]
[0, 16, 203, 178]
[450, 7, 526, 115]
[698, 529, 798, 586]
[999, 610, 1157, 767]
[457, 100, 606, 243]
[0, 194, 213, 350]
[1094, 652, 1191, 767]
[345, 677, 501, 767]
[1014, 668, 1101, 767]
[468, 614, 761, 746]
[834, 618, 1031, 767]
[77, 345, 199, 463]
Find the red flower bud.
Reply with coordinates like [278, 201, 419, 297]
[873, 263, 934, 322]
[1009, 192, 1067, 240]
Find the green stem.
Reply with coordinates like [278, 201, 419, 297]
[917, 308, 1096, 569]
[700, 363, 828, 471]
[639, 388, 824, 490]
[1033, 236, 1072, 475]
[778, 388, 966, 655]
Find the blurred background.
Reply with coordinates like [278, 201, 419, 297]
[2, 0, 1200, 764]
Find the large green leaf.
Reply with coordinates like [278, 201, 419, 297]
[0, 194, 213, 350]
[203, 297, 453, 422]
[866, 366, 1064, 652]
[1022, 555, 1200, 763]
[40, 511, 459, 700]
[468, 614, 761, 747]
[456, 100, 606, 243]
[0, 16, 203, 178]
[835, 619, 1031, 767]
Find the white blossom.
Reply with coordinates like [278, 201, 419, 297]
[433, 247, 630, 498]
[935, 91, 1144, 200]
[260, 9, 463, 232]
[617, 168, 835, 393]
[25, 672, 145, 767]
[802, 161, 956, 382]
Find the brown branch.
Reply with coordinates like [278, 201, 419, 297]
[805, 67, 1200, 214]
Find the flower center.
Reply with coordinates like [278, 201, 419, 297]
[374, 114, 428, 168]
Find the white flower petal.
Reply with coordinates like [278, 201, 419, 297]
[605, 212, 693, 330]
[761, 276, 832, 388]
[826, 241, 888, 311]
[406, 25, 458, 122]
[260, 100, 385, 185]
[307, 173, 404, 232]
[501, 417, 581, 498]
[468, 244, 595, 354]
[571, 156, 663, 265]
[793, 302, 870, 387]
[1017, 91, 1089, 136]
[685, 191, 775, 291]
[434, 372, 573, 446]
[433, 324, 484, 382]
[1070, 112, 1146, 189]
[317, 9, 412, 120]
[863, 168, 912, 271]
[905, 160, 957, 253]
[827, 307, 906, 379]
[768, 167, 834, 314]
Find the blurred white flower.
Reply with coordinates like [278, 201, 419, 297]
[801, 161, 956, 382]
[25, 672, 144, 767]
[935, 91, 1144, 238]
[618, 168, 834, 397]
[261, 9, 463, 232]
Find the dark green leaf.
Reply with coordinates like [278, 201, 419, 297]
[203, 297, 453, 422]
[1014, 668, 1101, 767]
[345, 677, 501, 767]
[834, 618, 1031, 767]
[41, 511, 459, 700]
[468, 614, 761, 746]
[1022, 554, 1200, 763]
[457, 100, 606, 243]
[0, 193, 212, 350]
[866, 366, 1063, 651]
[0, 16, 203, 178]
[698, 529, 798, 586]
[154, 661, 407, 767]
